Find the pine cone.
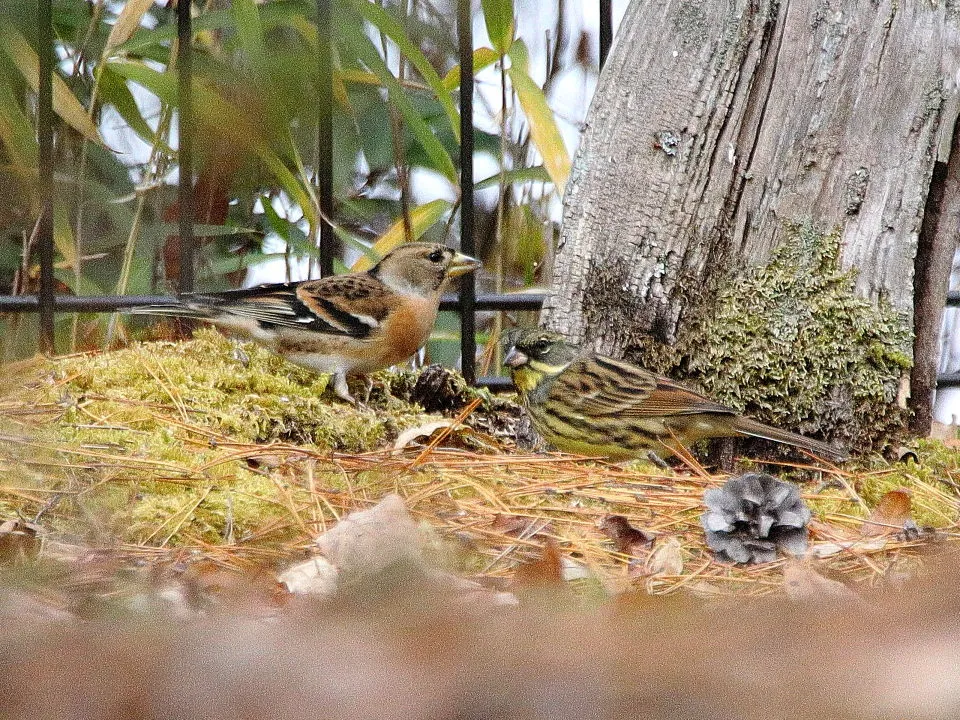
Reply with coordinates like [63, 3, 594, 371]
[700, 473, 811, 564]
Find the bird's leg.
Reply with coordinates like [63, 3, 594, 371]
[331, 371, 357, 405]
[361, 374, 374, 404]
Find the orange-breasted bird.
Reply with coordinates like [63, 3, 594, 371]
[130, 242, 480, 403]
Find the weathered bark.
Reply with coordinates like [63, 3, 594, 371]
[547, 0, 960, 427]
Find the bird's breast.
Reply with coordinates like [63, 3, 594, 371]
[376, 295, 439, 366]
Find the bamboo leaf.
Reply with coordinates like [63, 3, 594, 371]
[349, 0, 460, 141]
[109, 59, 318, 231]
[441, 47, 499, 92]
[53, 199, 76, 269]
[232, 0, 268, 76]
[147, 223, 260, 239]
[0, 25, 104, 145]
[105, 0, 157, 52]
[351, 199, 452, 271]
[340, 16, 457, 183]
[114, 2, 305, 55]
[481, 0, 514, 54]
[507, 41, 569, 190]
[97, 66, 171, 153]
[475, 164, 550, 190]
[101, 59, 178, 104]
[0, 76, 37, 165]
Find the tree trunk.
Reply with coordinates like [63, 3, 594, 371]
[546, 0, 960, 437]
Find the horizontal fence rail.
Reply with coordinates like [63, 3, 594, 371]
[10, 1, 959, 393]
[0, 292, 547, 314]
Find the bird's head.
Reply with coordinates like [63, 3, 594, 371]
[372, 243, 480, 296]
[503, 329, 578, 394]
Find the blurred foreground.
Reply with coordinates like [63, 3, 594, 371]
[1, 557, 958, 720]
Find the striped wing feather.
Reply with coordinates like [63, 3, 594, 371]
[554, 355, 734, 419]
[175, 274, 397, 338]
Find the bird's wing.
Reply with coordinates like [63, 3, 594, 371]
[181, 273, 396, 338]
[297, 274, 399, 335]
[551, 355, 733, 419]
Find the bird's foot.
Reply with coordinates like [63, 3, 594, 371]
[331, 372, 358, 406]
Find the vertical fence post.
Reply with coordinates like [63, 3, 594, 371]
[37, 0, 55, 352]
[599, 0, 612, 69]
[457, 0, 476, 384]
[316, 0, 334, 277]
[177, 0, 195, 294]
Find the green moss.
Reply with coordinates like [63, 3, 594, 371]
[0, 328, 448, 546]
[670, 224, 911, 454]
[51, 328, 432, 450]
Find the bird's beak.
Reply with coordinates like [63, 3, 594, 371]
[447, 252, 482, 277]
[503, 347, 528, 368]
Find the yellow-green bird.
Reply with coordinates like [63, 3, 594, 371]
[504, 329, 846, 462]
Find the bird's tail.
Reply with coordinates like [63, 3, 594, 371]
[126, 303, 217, 320]
[731, 416, 848, 462]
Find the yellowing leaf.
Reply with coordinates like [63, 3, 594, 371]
[442, 47, 499, 92]
[105, 0, 157, 52]
[507, 42, 569, 190]
[351, 199, 452, 271]
[0, 26, 104, 146]
[53, 201, 76, 270]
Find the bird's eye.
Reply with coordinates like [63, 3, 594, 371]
[534, 340, 551, 354]
[428, 249, 444, 262]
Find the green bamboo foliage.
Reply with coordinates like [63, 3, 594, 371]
[0, 0, 577, 358]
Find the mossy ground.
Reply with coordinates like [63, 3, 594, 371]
[0, 327, 958, 596]
[0, 329, 442, 547]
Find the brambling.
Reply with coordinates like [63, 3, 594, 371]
[504, 329, 847, 461]
[130, 242, 481, 403]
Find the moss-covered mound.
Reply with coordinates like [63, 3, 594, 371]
[674, 225, 911, 455]
[0, 329, 452, 546]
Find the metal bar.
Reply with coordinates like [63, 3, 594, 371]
[947, 291, 960, 305]
[599, 0, 613, 69]
[316, 0, 335, 277]
[0, 291, 547, 313]
[37, 0, 55, 352]
[439, 292, 547, 311]
[457, 0, 476, 384]
[177, 0, 195, 294]
[937, 373, 960, 388]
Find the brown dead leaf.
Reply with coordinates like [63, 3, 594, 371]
[598, 515, 655, 557]
[783, 562, 861, 602]
[182, 560, 288, 610]
[316, 494, 425, 585]
[513, 538, 564, 591]
[862, 489, 914, 537]
[0, 519, 41, 565]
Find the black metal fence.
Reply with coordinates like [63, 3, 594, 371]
[8, 0, 585, 389]
[9, 1, 960, 390]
